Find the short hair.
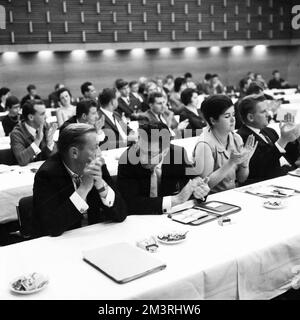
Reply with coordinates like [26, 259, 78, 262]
[129, 80, 138, 88]
[76, 100, 97, 118]
[58, 123, 96, 156]
[115, 79, 128, 90]
[238, 94, 267, 123]
[201, 95, 233, 126]
[81, 81, 93, 95]
[184, 72, 192, 79]
[180, 88, 197, 106]
[22, 99, 45, 121]
[6, 95, 19, 109]
[174, 77, 186, 93]
[148, 92, 163, 105]
[138, 122, 171, 150]
[204, 73, 212, 81]
[0, 87, 10, 99]
[246, 81, 264, 95]
[211, 74, 219, 78]
[27, 84, 36, 92]
[272, 70, 279, 75]
[57, 87, 72, 101]
[98, 88, 117, 108]
[55, 83, 63, 91]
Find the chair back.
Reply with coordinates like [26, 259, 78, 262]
[16, 195, 33, 239]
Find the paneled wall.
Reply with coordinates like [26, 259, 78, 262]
[0, 45, 299, 99]
[0, 0, 296, 46]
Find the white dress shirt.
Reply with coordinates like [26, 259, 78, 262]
[132, 92, 143, 103]
[149, 157, 172, 214]
[63, 162, 115, 218]
[100, 108, 128, 141]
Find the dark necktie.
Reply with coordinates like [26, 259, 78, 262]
[260, 130, 273, 145]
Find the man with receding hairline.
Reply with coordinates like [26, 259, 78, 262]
[33, 123, 127, 237]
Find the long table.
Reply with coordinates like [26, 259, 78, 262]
[0, 137, 200, 224]
[1, 174, 300, 300]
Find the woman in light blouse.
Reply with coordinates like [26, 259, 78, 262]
[56, 88, 76, 128]
[193, 95, 257, 193]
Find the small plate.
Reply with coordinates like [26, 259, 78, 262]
[156, 231, 188, 245]
[10, 273, 49, 295]
[263, 199, 287, 209]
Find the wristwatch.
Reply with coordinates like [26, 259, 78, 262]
[97, 182, 107, 194]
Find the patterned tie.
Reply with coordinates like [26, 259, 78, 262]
[73, 174, 81, 189]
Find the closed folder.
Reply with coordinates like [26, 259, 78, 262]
[83, 242, 166, 284]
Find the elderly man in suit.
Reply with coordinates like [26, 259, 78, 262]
[117, 122, 209, 215]
[33, 123, 127, 237]
[10, 99, 57, 166]
[98, 88, 137, 149]
[237, 94, 300, 183]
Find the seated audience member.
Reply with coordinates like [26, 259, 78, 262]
[33, 123, 127, 237]
[116, 79, 146, 121]
[48, 83, 64, 108]
[21, 84, 41, 107]
[10, 100, 57, 166]
[235, 81, 272, 130]
[268, 70, 289, 89]
[80, 81, 97, 101]
[163, 74, 174, 96]
[207, 74, 225, 95]
[2, 95, 20, 136]
[56, 88, 76, 128]
[129, 80, 144, 111]
[117, 122, 210, 215]
[239, 77, 252, 99]
[194, 95, 257, 193]
[197, 73, 211, 95]
[179, 88, 207, 137]
[142, 92, 188, 138]
[169, 77, 187, 115]
[60, 99, 105, 141]
[184, 72, 197, 89]
[115, 79, 133, 119]
[0, 87, 11, 112]
[237, 94, 300, 183]
[254, 73, 268, 89]
[98, 88, 137, 149]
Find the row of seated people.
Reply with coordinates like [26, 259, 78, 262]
[0, 68, 294, 116]
[6, 92, 299, 238]
[1, 71, 296, 141]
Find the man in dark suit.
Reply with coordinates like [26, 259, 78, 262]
[143, 92, 188, 138]
[129, 80, 144, 112]
[237, 94, 300, 184]
[20, 84, 41, 107]
[268, 70, 289, 89]
[98, 88, 137, 150]
[10, 100, 57, 166]
[33, 123, 127, 237]
[117, 122, 209, 215]
[115, 79, 134, 119]
[60, 99, 104, 136]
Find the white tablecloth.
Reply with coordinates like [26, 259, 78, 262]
[1, 174, 300, 299]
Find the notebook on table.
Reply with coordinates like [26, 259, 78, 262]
[169, 201, 241, 226]
[83, 242, 166, 284]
